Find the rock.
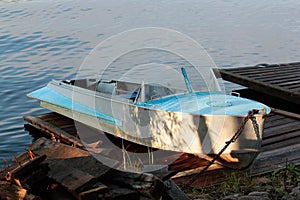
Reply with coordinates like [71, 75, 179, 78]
[252, 177, 271, 185]
[248, 191, 269, 198]
[281, 194, 296, 200]
[240, 186, 252, 194]
[290, 186, 300, 199]
[237, 191, 270, 200]
[193, 198, 208, 200]
[238, 196, 269, 200]
[222, 193, 239, 200]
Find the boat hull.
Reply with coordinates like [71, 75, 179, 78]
[39, 104, 265, 169]
[29, 80, 268, 169]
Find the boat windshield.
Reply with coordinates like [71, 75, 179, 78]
[95, 79, 178, 102]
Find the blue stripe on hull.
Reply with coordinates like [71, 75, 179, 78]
[28, 86, 122, 126]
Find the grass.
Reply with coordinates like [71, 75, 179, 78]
[182, 161, 300, 200]
[121, 139, 154, 172]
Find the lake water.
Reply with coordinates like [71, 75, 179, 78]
[1, 0, 300, 168]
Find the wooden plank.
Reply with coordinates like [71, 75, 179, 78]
[263, 117, 296, 129]
[58, 123, 76, 129]
[263, 130, 300, 146]
[262, 136, 300, 151]
[101, 169, 167, 199]
[250, 143, 300, 176]
[270, 109, 298, 118]
[255, 72, 300, 82]
[46, 160, 95, 199]
[26, 137, 89, 159]
[276, 79, 300, 87]
[264, 113, 286, 121]
[288, 85, 300, 91]
[168, 154, 211, 172]
[263, 76, 300, 87]
[264, 117, 300, 130]
[286, 83, 300, 90]
[263, 122, 300, 137]
[225, 64, 298, 73]
[242, 67, 300, 77]
[49, 156, 112, 178]
[10, 155, 47, 180]
[172, 167, 230, 188]
[0, 152, 43, 181]
[264, 76, 300, 84]
[23, 115, 82, 147]
[231, 67, 299, 78]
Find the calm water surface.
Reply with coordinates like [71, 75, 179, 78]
[1, 0, 300, 167]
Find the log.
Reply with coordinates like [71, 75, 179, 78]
[101, 169, 166, 200]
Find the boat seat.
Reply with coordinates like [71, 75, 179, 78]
[97, 82, 116, 95]
[116, 91, 138, 100]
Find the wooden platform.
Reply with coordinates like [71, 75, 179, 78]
[1, 137, 186, 200]
[219, 62, 300, 105]
[168, 108, 300, 187]
[22, 108, 300, 188]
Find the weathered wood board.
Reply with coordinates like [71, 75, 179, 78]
[218, 62, 300, 105]
[1, 137, 188, 199]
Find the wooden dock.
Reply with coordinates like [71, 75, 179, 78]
[2, 108, 299, 199]
[219, 62, 300, 107]
[20, 107, 300, 188]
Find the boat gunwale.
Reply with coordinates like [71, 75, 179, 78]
[44, 80, 268, 118]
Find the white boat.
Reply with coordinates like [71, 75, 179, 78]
[28, 68, 270, 169]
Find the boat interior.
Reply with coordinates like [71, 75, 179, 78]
[63, 78, 181, 103]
